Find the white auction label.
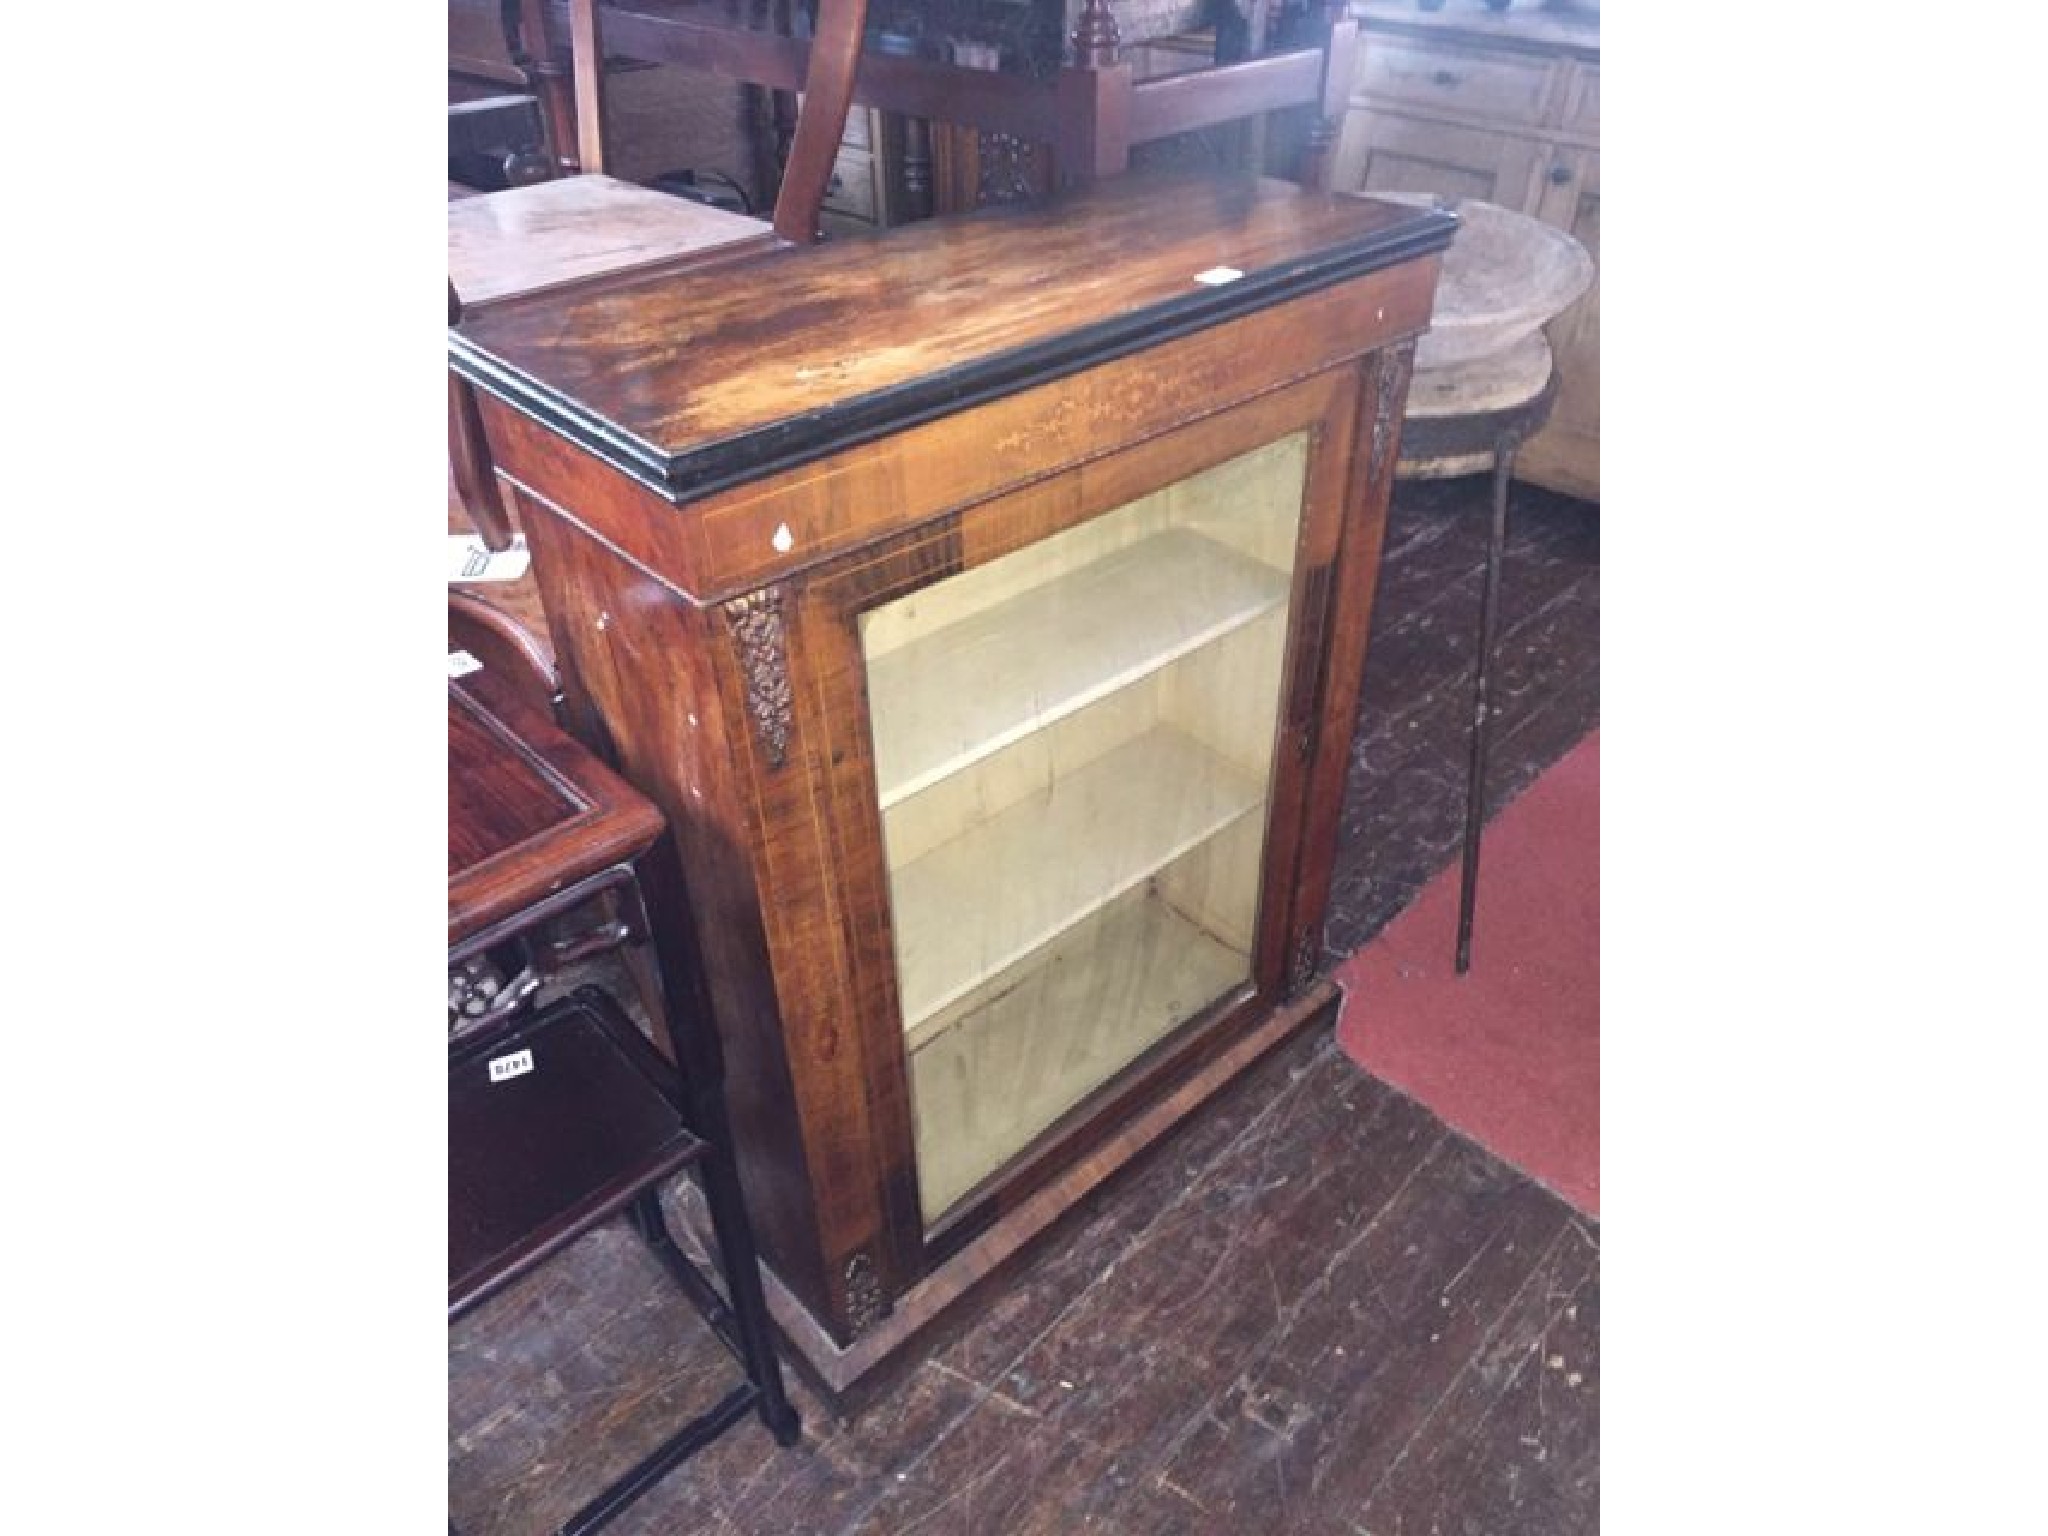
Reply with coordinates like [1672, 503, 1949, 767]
[488, 1049, 534, 1083]
[448, 533, 533, 583]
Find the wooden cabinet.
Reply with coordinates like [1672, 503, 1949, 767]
[817, 107, 934, 238]
[1333, 0, 1601, 499]
[450, 172, 1452, 1398]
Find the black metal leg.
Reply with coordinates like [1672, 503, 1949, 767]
[625, 837, 801, 1446]
[688, 1105, 803, 1446]
[1456, 434, 1520, 974]
[550, 1178, 800, 1534]
[559, 1381, 761, 1536]
[629, 1188, 741, 1357]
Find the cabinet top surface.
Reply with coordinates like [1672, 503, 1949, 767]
[449, 173, 1455, 502]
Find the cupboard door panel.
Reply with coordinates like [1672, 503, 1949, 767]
[1331, 107, 1542, 213]
[1354, 36, 1558, 129]
[797, 369, 1362, 1247]
[1562, 62, 1599, 139]
[864, 434, 1309, 1223]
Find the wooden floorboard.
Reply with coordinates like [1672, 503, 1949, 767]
[448, 474, 1601, 1534]
[1355, 1222, 1601, 1535]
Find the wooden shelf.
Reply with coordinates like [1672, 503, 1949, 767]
[889, 725, 1263, 1036]
[909, 887, 1250, 1221]
[867, 529, 1288, 809]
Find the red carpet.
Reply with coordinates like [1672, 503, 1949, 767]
[1334, 732, 1599, 1216]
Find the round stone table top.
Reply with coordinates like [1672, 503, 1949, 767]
[1406, 332, 1554, 421]
[1379, 195, 1594, 372]
[1397, 333, 1557, 481]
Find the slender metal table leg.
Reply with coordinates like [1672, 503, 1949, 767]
[691, 1109, 803, 1446]
[1455, 431, 1522, 974]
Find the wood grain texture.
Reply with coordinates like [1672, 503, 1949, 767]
[767, 0, 868, 245]
[1281, 342, 1414, 980]
[509, 494, 842, 1324]
[449, 1039, 1598, 1535]
[452, 173, 1452, 497]
[477, 251, 1439, 607]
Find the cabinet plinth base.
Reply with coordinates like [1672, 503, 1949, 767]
[735, 978, 1343, 1412]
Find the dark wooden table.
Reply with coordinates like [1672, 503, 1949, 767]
[447, 656, 801, 1530]
[448, 650, 672, 1047]
[449, 663, 663, 950]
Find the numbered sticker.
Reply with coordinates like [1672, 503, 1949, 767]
[488, 1049, 534, 1083]
[448, 649, 482, 678]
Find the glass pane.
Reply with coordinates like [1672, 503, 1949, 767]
[859, 434, 1308, 1224]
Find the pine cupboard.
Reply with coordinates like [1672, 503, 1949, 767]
[1332, 0, 1600, 498]
[450, 172, 1453, 1396]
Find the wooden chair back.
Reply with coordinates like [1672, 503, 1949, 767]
[541, 0, 1356, 212]
[449, 0, 872, 552]
[568, 0, 869, 246]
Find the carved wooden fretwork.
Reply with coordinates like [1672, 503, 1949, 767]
[447, 954, 542, 1039]
[977, 132, 1038, 207]
[723, 586, 793, 768]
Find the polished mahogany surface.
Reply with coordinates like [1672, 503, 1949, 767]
[450, 173, 1455, 495]
[447, 666, 666, 946]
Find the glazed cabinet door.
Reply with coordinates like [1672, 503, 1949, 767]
[798, 370, 1365, 1253]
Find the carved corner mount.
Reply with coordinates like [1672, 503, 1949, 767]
[723, 586, 793, 769]
[1367, 343, 1416, 486]
[842, 1250, 885, 1337]
[1289, 926, 1322, 998]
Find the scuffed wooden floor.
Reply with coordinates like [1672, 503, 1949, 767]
[450, 478, 1601, 1535]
